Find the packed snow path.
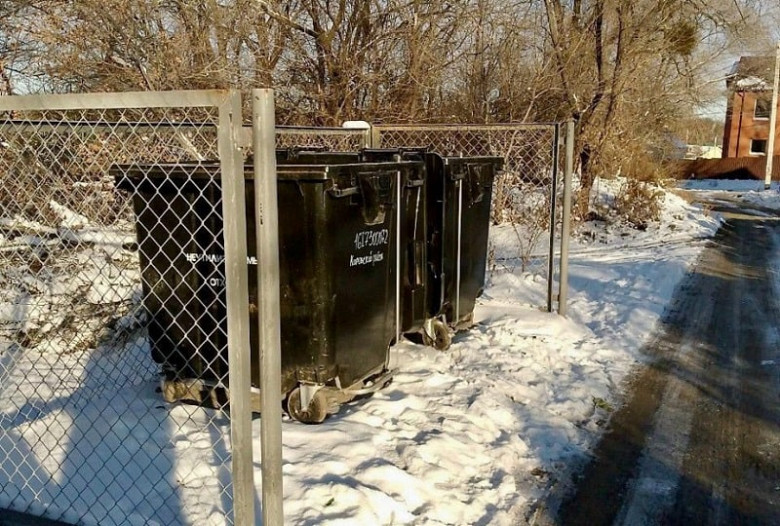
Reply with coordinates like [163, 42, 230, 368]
[553, 200, 780, 525]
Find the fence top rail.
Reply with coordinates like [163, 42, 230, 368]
[0, 119, 217, 128]
[0, 119, 558, 133]
[0, 120, 368, 134]
[0, 90, 240, 111]
[276, 125, 366, 134]
[373, 122, 559, 131]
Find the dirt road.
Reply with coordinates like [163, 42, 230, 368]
[550, 199, 780, 525]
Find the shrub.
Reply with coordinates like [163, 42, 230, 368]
[613, 178, 664, 229]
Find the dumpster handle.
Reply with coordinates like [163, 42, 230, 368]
[328, 186, 360, 197]
[466, 165, 485, 205]
[405, 178, 424, 188]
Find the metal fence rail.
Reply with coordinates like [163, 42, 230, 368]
[0, 90, 259, 526]
[372, 123, 565, 311]
[275, 125, 369, 151]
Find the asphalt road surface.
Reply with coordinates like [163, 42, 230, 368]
[551, 197, 780, 525]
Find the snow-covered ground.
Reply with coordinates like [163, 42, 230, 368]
[3, 178, 777, 525]
[274, 178, 724, 525]
[679, 178, 780, 212]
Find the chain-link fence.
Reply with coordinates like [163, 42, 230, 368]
[0, 102, 570, 525]
[372, 124, 564, 310]
[0, 91, 260, 525]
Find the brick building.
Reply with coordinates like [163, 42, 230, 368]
[722, 57, 777, 158]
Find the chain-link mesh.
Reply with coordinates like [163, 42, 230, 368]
[0, 99, 244, 525]
[373, 124, 563, 308]
[275, 126, 368, 151]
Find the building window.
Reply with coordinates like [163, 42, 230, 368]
[751, 139, 767, 155]
[755, 98, 772, 120]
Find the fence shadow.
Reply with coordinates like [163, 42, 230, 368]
[0, 325, 187, 525]
[547, 217, 780, 525]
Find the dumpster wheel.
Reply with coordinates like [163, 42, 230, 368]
[287, 387, 329, 424]
[423, 318, 452, 351]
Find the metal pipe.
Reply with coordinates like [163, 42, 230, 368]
[455, 178, 463, 324]
[396, 170, 402, 344]
[371, 122, 562, 131]
[253, 89, 284, 526]
[219, 91, 255, 526]
[0, 89, 231, 110]
[765, 41, 780, 190]
[371, 126, 381, 148]
[559, 120, 575, 317]
[364, 126, 373, 148]
[547, 124, 561, 313]
[0, 120, 365, 152]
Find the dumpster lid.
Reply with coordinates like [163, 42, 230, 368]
[442, 156, 504, 180]
[443, 155, 504, 166]
[111, 160, 424, 183]
[272, 150, 361, 164]
[274, 161, 422, 181]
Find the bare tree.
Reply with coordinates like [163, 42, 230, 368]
[534, 0, 760, 210]
[0, 0, 770, 218]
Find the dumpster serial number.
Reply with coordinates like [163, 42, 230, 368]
[349, 251, 384, 267]
[184, 253, 258, 265]
[354, 229, 389, 250]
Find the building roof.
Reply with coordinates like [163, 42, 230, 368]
[728, 56, 774, 91]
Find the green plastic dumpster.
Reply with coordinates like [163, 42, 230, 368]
[358, 150, 503, 342]
[274, 148, 503, 349]
[114, 158, 424, 423]
[424, 153, 503, 329]
[275, 149, 430, 344]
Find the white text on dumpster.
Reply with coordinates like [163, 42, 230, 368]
[349, 229, 389, 267]
[184, 253, 259, 265]
[353, 229, 389, 250]
[349, 252, 384, 267]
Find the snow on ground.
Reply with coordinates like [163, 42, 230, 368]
[267, 177, 736, 525]
[269, 177, 722, 525]
[261, 176, 730, 525]
[4, 178, 774, 525]
[678, 179, 776, 192]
